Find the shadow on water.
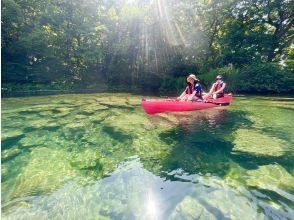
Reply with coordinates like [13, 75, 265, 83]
[143, 108, 293, 180]
[2, 135, 25, 151]
[231, 151, 294, 175]
[149, 110, 247, 177]
[139, 108, 294, 219]
[102, 125, 133, 143]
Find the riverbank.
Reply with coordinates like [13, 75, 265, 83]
[2, 86, 293, 99]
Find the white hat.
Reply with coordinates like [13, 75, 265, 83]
[187, 74, 198, 81]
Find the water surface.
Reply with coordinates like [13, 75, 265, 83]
[2, 93, 294, 219]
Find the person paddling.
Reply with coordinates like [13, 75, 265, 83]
[203, 75, 226, 100]
[177, 74, 202, 101]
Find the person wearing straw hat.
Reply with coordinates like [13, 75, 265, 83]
[203, 75, 226, 100]
[177, 74, 202, 101]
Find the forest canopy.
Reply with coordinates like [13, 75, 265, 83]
[2, 0, 294, 93]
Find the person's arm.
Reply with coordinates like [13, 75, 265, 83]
[209, 83, 215, 94]
[177, 89, 187, 99]
[214, 83, 226, 94]
[203, 84, 214, 100]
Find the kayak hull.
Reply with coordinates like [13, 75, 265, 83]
[141, 94, 233, 114]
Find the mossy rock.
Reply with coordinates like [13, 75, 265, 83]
[170, 196, 216, 220]
[232, 129, 288, 157]
[1, 146, 22, 161]
[2, 130, 24, 141]
[246, 164, 294, 191]
[19, 132, 47, 148]
[12, 147, 78, 198]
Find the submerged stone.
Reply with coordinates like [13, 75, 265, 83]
[51, 107, 72, 117]
[1, 146, 22, 161]
[28, 119, 53, 129]
[169, 196, 216, 220]
[2, 130, 24, 140]
[12, 147, 78, 198]
[1, 130, 25, 150]
[232, 129, 287, 157]
[70, 149, 103, 171]
[246, 164, 294, 192]
[19, 132, 47, 148]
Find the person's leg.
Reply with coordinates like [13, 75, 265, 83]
[180, 94, 189, 101]
[211, 93, 224, 99]
[213, 93, 217, 99]
[194, 95, 203, 102]
[203, 93, 212, 100]
[190, 96, 203, 102]
[190, 96, 197, 101]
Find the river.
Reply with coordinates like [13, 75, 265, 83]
[2, 93, 294, 219]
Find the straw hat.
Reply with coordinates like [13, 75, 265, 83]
[187, 74, 198, 81]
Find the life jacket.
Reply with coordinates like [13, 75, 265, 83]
[186, 83, 202, 97]
[185, 85, 194, 94]
[213, 81, 224, 94]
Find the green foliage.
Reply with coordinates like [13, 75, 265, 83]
[232, 63, 294, 93]
[1, 0, 293, 94]
[285, 45, 294, 71]
[159, 76, 186, 94]
[2, 82, 76, 92]
[198, 67, 237, 91]
[199, 63, 294, 94]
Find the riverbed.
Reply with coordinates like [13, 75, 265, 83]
[2, 93, 294, 219]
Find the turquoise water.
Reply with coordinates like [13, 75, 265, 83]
[1, 93, 294, 219]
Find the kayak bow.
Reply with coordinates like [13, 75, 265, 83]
[141, 94, 233, 114]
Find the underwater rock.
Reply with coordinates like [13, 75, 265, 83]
[12, 147, 78, 198]
[2, 130, 24, 140]
[38, 110, 54, 116]
[1, 130, 25, 150]
[64, 122, 86, 129]
[1, 146, 22, 161]
[51, 107, 72, 117]
[82, 105, 109, 112]
[125, 96, 142, 106]
[169, 196, 216, 220]
[42, 122, 61, 131]
[246, 164, 294, 192]
[232, 129, 287, 157]
[102, 111, 167, 138]
[62, 121, 88, 142]
[28, 119, 53, 129]
[70, 149, 103, 171]
[75, 114, 88, 120]
[19, 132, 47, 148]
[223, 161, 247, 186]
[96, 95, 137, 110]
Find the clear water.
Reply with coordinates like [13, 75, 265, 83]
[1, 93, 294, 220]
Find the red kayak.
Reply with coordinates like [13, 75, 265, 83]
[141, 94, 233, 114]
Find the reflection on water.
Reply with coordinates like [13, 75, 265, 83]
[1, 157, 267, 219]
[1, 93, 294, 219]
[147, 107, 230, 129]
